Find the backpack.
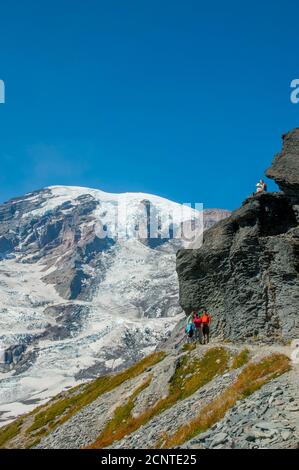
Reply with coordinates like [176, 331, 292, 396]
[185, 323, 194, 337]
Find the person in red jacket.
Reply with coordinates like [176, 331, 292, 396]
[201, 308, 212, 344]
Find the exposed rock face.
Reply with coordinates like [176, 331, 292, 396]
[0, 344, 26, 367]
[266, 128, 299, 197]
[177, 131, 299, 342]
[0, 189, 114, 300]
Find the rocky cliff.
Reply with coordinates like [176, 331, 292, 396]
[177, 129, 299, 342]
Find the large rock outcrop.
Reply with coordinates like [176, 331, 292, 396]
[177, 130, 299, 342]
[266, 128, 299, 197]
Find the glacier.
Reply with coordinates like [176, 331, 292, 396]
[0, 186, 229, 425]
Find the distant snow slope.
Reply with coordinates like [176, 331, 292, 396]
[0, 186, 230, 425]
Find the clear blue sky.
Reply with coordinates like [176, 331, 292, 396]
[0, 0, 299, 210]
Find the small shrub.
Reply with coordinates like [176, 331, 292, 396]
[231, 349, 250, 369]
[182, 343, 197, 352]
[0, 419, 23, 448]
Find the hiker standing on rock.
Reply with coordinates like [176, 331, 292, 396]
[185, 311, 196, 343]
[194, 312, 203, 344]
[201, 308, 212, 344]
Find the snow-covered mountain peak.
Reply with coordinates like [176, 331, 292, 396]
[23, 185, 202, 243]
[0, 186, 230, 426]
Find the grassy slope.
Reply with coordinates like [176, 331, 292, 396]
[160, 353, 290, 447]
[0, 351, 166, 449]
[0, 345, 291, 450]
[88, 347, 230, 448]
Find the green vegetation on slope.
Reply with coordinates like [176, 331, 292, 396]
[88, 347, 230, 448]
[182, 343, 197, 352]
[89, 377, 152, 448]
[0, 351, 165, 448]
[231, 348, 250, 369]
[28, 352, 165, 433]
[160, 353, 290, 448]
[0, 419, 23, 448]
[1, 345, 288, 450]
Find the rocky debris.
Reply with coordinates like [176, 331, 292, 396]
[203, 209, 232, 230]
[35, 353, 178, 449]
[210, 432, 229, 447]
[33, 343, 299, 450]
[1, 342, 298, 450]
[35, 346, 238, 450]
[110, 369, 237, 450]
[156, 317, 186, 351]
[0, 344, 26, 368]
[177, 130, 299, 342]
[185, 366, 299, 449]
[35, 374, 148, 450]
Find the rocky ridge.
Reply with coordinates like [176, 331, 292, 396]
[177, 128, 299, 342]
